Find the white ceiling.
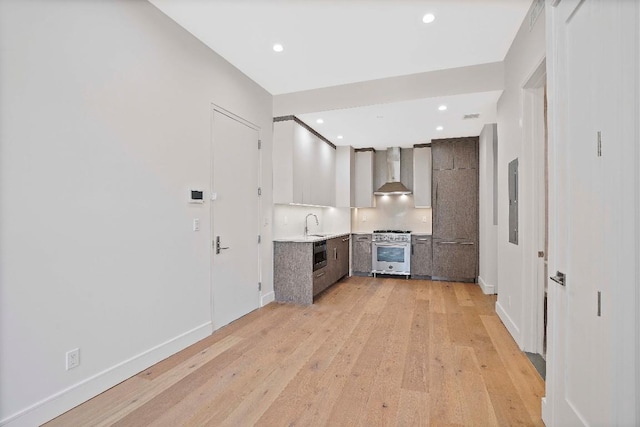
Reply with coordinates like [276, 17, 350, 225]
[149, 0, 532, 148]
[298, 91, 502, 149]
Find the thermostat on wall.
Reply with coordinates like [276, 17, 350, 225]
[189, 189, 204, 204]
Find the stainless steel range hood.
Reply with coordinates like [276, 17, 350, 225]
[374, 147, 412, 195]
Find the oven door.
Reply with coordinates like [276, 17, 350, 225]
[372, 242, 410, 275]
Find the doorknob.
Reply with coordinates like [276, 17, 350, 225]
[550, 271, 566, 286]
[215, 236, 229, 254]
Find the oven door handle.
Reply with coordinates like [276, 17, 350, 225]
[374, 243, 409, 247]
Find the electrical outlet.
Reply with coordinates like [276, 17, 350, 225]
[193, 218, 200, 231]
[362, 215, 367, 222]
[422, 216, 428, 223]
[66, 348, 80, 370]
[284, 216, 288, 225]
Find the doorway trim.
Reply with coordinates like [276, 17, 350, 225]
[520, 58, 547, 355]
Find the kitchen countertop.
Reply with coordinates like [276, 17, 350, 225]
[273, 232, 351, 243]
[351, 231, 432, 235]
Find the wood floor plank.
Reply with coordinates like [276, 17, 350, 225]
[481, 315, 545, 426]
[454, 346, 500, 426]
[395, 389, 429, 427]
[428, 281, 446, 314]
[176, 308, 339, 426]
[453, 283, 475, 307]
[117, 304, 329, 426]
[45, 278, 545, 427]
[255, 280, 379, 426]
[324, 283, 411, 425]
[360, 282, 416, 426]
[401, 298, 430, 392]
[275, 313, 380, 427]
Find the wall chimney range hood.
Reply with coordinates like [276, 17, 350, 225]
[374, 147, 412, 195]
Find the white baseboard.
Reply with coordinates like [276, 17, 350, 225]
[261, 291, 275, 306]
[1, 322, 213, 427]
[478, 276, 496, 294]
[541, 397, 550, 425]
[495, 300, 522, 348]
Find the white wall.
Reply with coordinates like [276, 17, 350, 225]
[479, 123, 498, 294]
[0, 1, 273, 425]
[495, 3, 546, 346]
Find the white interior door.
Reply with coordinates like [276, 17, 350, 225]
[546, 0, 638, 425]
[211, 108, 260, 330]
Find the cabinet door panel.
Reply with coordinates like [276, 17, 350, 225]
[339, 237, 350, 278]
[431, 141, 454, 170]
[326, 237, 340, 284]
[355, 151, 374, 207]
[453, 138, 478, 169]
[352, 235, 372, 273]
[413, 147, 432, 207]
[293, 124, 313, 204]
[433, 169, 478, 240]
[411, 236, 432, 276]
[312, 267, 331, 296]
[432, 240, 477, 279]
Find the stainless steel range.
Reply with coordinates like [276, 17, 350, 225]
[371, 230, 411, 278]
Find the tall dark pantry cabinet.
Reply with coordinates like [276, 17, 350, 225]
[431, 137, 479, 281]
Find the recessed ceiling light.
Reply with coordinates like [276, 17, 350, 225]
[337, 135, 343, 139]
[422, 13, 435, 24]
[438, 105, 447, 111]
[273, 44, 284, 53]
[316, 118, 324, 124]
[436, 126, 444, 131]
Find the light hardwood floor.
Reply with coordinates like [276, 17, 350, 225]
[45, 277, 545, 426]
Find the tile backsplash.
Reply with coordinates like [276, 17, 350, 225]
[351, 195, 432, 233]
[273, 196, 432, 238]
[273, 204, 351, 239]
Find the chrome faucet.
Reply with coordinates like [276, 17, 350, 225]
[304, 213, 319, 237]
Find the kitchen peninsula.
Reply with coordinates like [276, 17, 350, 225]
[273, 233, 351, 305]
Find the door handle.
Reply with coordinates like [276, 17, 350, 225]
[438, 241, 458, 245]
[550, 271, 566, 286]
[215, 236, 229, 254]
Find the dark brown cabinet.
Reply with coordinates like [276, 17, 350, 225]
[432, 169, 478, 240]
[432, 239, 477, 279]
[431, 137, 479, 281]
[274, 235, 351, 305]
[352, 234, 372, 275]
[312, 267, 331, 297]
[327, 235, 350, 285]
[411, 235, 432, 277]
[432, 137, 479, 171]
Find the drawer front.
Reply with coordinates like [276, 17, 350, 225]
[432, 239, 477, 279]
[411, 236, 432, 276]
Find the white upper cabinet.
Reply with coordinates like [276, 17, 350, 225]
[335, 146, 355, 208]
[413, 146, 432, 207]
[273, 118, 336, 206]
[273, 120, 295, 204]
[354, 149, 375, 208]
